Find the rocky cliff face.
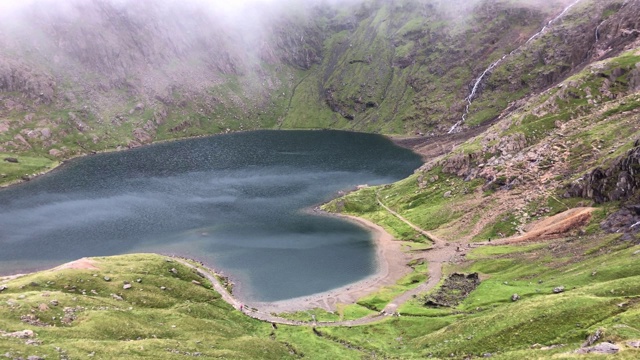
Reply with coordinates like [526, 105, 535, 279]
[567, 140, 640, 203]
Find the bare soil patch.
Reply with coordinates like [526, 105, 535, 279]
[491, 207, 595, 244]
[424, 273, 481, 307]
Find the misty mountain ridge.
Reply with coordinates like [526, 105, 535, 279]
[0, 0, 638, 168]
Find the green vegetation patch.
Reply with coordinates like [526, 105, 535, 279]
[356, 268, 428, 312]
[323, 187, 428, 243]
[0, 153, 59, 186]
[0, 254, 294, 359]
[473, 213, 519, 242]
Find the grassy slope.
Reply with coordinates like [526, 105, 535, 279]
[313, 46, 640, 358]
[0, 255, 301, 359]
[0, 154, 58, 186]
[326, 49, 640, 245]
[320, 236, 640, 359]
[2, 241, 639, 359]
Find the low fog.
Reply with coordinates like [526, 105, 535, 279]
[0, 0, 577, 67]
[0, 0, 576, 36]
[0, 0, 580, 118]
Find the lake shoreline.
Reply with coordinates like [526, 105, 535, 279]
[0, 129, 252, 189]
[238, 211, 412, 313]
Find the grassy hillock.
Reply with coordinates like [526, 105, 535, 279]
[0, 255, 296, 359]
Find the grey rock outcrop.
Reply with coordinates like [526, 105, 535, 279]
[566, 140, 640, 203]
[576, 342, 619, 354]
[627, 340, 640, 348]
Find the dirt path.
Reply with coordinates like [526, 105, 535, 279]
[374, 194, 468, 314]
[376, 195, 447, 246]
[177, 258, 393, 327]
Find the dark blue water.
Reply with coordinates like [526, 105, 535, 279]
[0, 130, 422, 301]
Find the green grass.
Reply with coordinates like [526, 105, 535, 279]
[0, 153, 59, 186]
[374, 169, 484, 233]
[465, 243, 547, 259]
[473, 213, 519, 242]
[338, 303, 377, 320]
[278, 304, 375, 323]
[323, 187, 429, 243]
[357, 269, 428, 312]
[321, 237, 640, 359]
[0, 254, 295, 359]
[278, 308, 340, 323]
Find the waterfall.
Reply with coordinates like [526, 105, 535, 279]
[526, 0, 584, 44]
[449, 0, 584, 134]
[448, 55, 506, 134]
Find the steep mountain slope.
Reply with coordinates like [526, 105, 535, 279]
[326, 0, 640, 241]
[2, 0, 638, 185]
[280, 0, 582, 132]
[331, 48, 640, 242]
[0, 0, 324, 167]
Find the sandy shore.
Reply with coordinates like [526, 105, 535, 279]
[246, 213, 413, 313]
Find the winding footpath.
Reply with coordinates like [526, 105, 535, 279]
[175, 194, 464, 327]
[375, 195, 468, 315]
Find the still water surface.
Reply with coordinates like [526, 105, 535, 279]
[0, 130, 422, 301]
